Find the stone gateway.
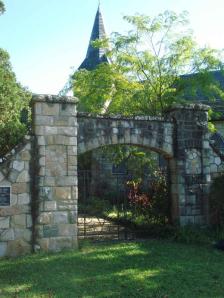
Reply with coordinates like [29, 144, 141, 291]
[0, 94, 222, 257]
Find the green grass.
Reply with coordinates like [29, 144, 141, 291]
[0, 240, 224, 298]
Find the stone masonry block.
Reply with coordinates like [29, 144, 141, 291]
[37, 136, 45, 146]
[34, 102, 42, 115]
[45, 163, 67, 177]
[21, 151, 31, 161]
[26, 215, 32, 228]
[35, 115, 54, 126]
[11, 194, 18, 205]
[14, 228, 32, 242]
[54, 136, 70, 145]
[44, 126, 58, 135]
[13, 161, 24, 172]
[44, 177, 56, 187]
[68, 156, 77, 166]
[0, 229, 14, 241]
[0, 242, 7, 257]
[68, 117, 77, 126]
[58, 127, 76, 136]
[53, 187, 72, 201]
[58, 224, 77, 236]
[12, 183, 29, 194]
[35, 126, 44, 135]
[38, 238, 49, 252]
[39, 146, 46, 156]
[43, 225, 59, 238]
[8, 170, 19, 183]
[39, 157, 45, 166]
[16, 171, 30, 183]
[7, 239, 31, 257]
[45, 136, 54, 145]
[48, 236, 73, 252]
[69, 137, 77, 145]
[42, 102, 59, 116]
[58, 203, 76, 211]
[0, 217, 10, 229]
[59, 104, 76, 116]
[18, 193, 30, 205]
[53, 212, 68, 224]
[12, 214, 26, 227]
[38, 212, 53, 225]
[0, 172, 4, 182]
[0, 206, 29, 217]
[56, 177, 77, 187]
[44, 201, 57, 211]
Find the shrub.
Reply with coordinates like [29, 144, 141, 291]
[127, 170, 170, 224]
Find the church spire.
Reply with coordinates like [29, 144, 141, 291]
[79, 4, 109, 70]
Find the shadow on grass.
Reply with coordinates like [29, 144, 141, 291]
[0, 240, 224, 297]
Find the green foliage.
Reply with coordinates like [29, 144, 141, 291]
[173, 225, 211, 244]
[100, 144, 157, 179]
[74, 10, 223, 116]
[0, 0, 5, 15]
[73, 63, 142, 114]
[0, 49, 31, 157]
[209, 174, 224, 226]
[127, 169, 170, 224]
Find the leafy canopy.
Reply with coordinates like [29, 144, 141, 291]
[0, 1, 5, 15]
[0, 49, 31, 157]
[0, 1, 32, 157]
[73, 10, 223, 116]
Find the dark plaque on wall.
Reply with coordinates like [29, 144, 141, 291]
[0, 187, 10, 206]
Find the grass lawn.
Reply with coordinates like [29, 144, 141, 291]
[0, 240, 224, 298]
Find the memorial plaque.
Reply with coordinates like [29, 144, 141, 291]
[0, 187, 10, 206]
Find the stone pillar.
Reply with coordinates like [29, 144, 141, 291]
[32, 95, 78, 252]
[166, 104, 210, 225]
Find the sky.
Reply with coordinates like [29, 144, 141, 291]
[0, 0, 224, 95]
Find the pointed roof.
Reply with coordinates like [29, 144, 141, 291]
[79, 5, 110, 70]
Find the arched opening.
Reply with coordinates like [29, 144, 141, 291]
[77, 143, 173, 241]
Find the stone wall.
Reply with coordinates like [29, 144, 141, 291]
[209, 120, 224, 177]
[1, 96, 223, 258]
[0, 136, 32, 257]
[32, 95, 78, 252]
[166, 104, 211, 225]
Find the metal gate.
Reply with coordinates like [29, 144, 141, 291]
[78, 169, 136, 241]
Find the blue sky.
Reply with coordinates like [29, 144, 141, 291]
[0, 0, 224, 94]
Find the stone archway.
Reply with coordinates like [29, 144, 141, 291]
[77, 113, 173, 157]
[31, 95, 210, 252]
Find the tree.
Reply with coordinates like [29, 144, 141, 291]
[0, 1, 5, 15]
[0, 49, 31, 157]
[0, 1, 31, 157]
[73, 11, 223, 225]
[73, 10, 223, 184]
[73, 63, 142, 114]
[73, 10, 223, 116]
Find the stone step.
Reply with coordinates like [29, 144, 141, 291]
[78, 228, 134, 236]
[77, 215, 135, 241]
[78, 231, 135, 240]
[78, 230, 134, 236]
[78, 226, 124, 233]
[78, 230, 119, 236]
[78, 234, 120, 240]
[78, 217, 116, 224]
[78, 221, 118, 227]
